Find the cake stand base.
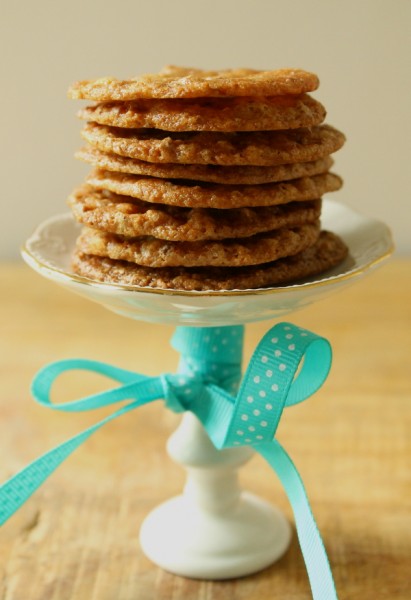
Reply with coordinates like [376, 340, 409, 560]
[140, 491, 291, 580]
[139, 398, 292, 580]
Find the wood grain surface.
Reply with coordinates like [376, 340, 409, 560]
[0, 259, 410, 599]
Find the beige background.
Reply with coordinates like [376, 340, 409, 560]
[0, 0, 409, 259]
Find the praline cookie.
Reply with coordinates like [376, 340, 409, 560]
[76, 147, 333, 185]
[68, 66, 319, 101]
[71, 231, 348, 291]
[68, 185, 322, 241]
[86, 169, 342, 209]
[81, 123, 345, 166]
[76, 222, 320, 268]
[78, 94, 326, 132]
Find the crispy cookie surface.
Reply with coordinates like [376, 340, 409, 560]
[77, 223, 320, 268]
[86, 169, 342, 209]
[68, 185, 322, 241]
[68, 66, 319, 101]
[78, 94, 325, 132]
[76, 147, 333, 184]
[72, 231, 348, 291]
[82, 123, 345, 166]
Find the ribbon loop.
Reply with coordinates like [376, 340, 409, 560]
[283, 328, 332, 407]
[31, 358, 153, 411]
[221, 323, 332, 448]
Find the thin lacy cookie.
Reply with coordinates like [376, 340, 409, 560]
[76, 223, 320, 268]
[68, 66, 319, 100]
[68, 185, 322, 241]
[71, 231, 348, 291]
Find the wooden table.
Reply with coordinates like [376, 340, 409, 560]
[0, 260, 410, 599]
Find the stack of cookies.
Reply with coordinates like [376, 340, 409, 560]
[67, 66, 348, 291]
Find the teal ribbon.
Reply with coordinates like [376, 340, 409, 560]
[0, 322, 338, 599]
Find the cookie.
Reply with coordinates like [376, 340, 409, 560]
[71, 230, 348, 291]
[81, 122, 345, 166]
[78, 94, 326, 132]
[86, 169, 342, 209]
[68, 185, 322, 241]
[76, 222, 320, 268]
[76, 147, 333, 184]
[68, 66, 319, 101]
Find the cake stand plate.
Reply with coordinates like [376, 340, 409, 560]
[22, 199, 393, 326]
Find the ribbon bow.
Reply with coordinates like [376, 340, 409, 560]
[0, 322, 338, 599]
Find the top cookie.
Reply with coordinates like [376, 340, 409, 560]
[68, 66, 319, 101]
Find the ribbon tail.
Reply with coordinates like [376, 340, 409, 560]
[255, 440, 339, 600]
[0, 396, 153, 526]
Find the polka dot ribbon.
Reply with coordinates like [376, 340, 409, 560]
[0, 322, 338, 600]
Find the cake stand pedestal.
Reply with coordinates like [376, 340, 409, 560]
[22, 199, 393, 579]
[141, 400, 290, 579]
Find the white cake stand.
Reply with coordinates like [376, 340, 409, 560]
[22, 199, 393, 580]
